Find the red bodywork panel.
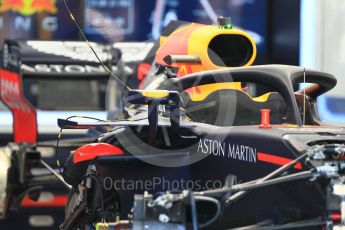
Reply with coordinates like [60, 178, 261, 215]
[0, 69, 37, 143]
[73, 143, 124, 164]
[137, 63, 151, 89]
[257, 152, 302, 169]
[21, 194, 67, 208]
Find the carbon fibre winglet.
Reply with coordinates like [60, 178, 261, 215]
[128, 90, 180, 144]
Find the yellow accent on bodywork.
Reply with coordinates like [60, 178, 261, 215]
[160, 36, 168, 46]
[187, 25, 257, 72]
[284, 124, 299, 128]
[252, 92, 272, 103]
[188, 88, 273, 103]
[96, 223, 109, 230]
[142, 90, 169, 99]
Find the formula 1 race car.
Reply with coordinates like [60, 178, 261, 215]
[1, 19, 345, 230]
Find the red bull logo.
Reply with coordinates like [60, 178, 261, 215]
[0, 0, 57, 16]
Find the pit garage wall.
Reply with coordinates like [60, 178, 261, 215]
[300, 0, 345, 123]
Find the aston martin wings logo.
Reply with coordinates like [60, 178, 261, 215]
[0, 0, 57, 16]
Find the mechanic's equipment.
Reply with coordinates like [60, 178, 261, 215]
[95, 221, 129, 230]
[259, 109, 272, 129]
[0, 144, 41, 218]
[333, 183, 345, 225]
[40, 160, 71, 190]
[127, 90, 180, 143]
[305, 144, 345, 229]
[131, 191, 187, 229]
